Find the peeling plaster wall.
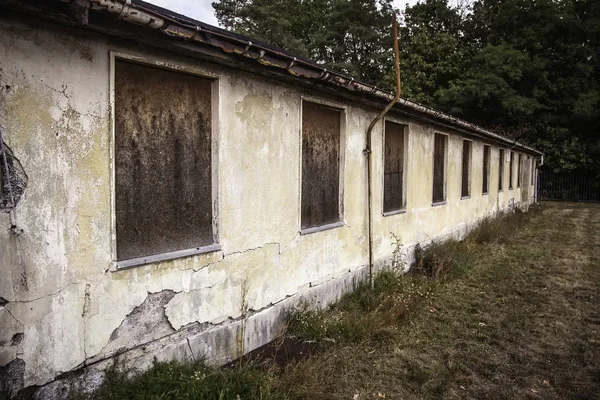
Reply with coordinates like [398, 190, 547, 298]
[0, 17, 537, 397]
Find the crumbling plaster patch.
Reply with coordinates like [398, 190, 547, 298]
[0, 306, 23, 367]
[95, 290, 177, 359]
[5, 282, 87, 387]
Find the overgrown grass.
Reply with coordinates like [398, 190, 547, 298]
[91, 360, 283, 400]
[288, 208, 533, 345]
[413, 208, 531, 280]
[85, 204, 600, 400]
[287, 271, 435, 344]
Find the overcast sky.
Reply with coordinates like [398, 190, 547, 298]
[145, 0, 423, 26]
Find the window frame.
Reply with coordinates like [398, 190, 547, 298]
[432, 132, 449, 206]
[482, 144, 491, 195]
[382, 118, 409, 216]
[498, 148, 505, 192]
[517, 153, 523, 188]
[109, 52, 221, 270]
[509, 151, 515, 190]
[460, 139, 473, 199]
[298, 96, 346, 235]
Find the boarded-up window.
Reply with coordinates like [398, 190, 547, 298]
[498, 148, 505, 191]
[383, 121, 406, 212]
[432, 133, 447, 204]
[517, 153, 523, 187]
[531, 160, 536, 185]
[509, 151, 515, 189]
[114, 60, 214, 261]
[483, 145, 491, 194]
[301, 101, 341, 229]
[461, 140, 472, 198]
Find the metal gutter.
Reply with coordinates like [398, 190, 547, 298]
[84, 0, 541, 156]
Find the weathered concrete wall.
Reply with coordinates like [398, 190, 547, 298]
[0, 17, 537, 397]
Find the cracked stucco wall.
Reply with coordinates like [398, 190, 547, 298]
[0, 16, 535, 397]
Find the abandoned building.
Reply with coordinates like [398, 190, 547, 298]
[0, 0, 542, 397]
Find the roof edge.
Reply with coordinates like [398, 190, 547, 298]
[77, 0, 542, 155]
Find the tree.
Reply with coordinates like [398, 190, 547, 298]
[213, 0, 316, 57]
[212, 0, 600, 171]
[213, 0, 397, 87]
[440, 0, 600, 171]
[391, 0, 467, 104]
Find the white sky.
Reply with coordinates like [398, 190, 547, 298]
[145, 0, 422, 26]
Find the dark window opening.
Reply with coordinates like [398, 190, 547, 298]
[432, 133, 447, 204]
[517, 153, 523, 188]
[509, 151, 514, 190]
[483, 145, 491, 194]
[461, 140, 472, 198]
[114, 60, 214, 261]
[531, 160, 536, 185]
[498, 148, 504, 191]
[301, 101, 341, 229]
[383, 121, 406, 212]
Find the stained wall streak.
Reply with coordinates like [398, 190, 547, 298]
[114, 60, 214, 261]
[301, 101, 341, 229]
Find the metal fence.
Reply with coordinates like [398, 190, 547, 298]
[537, 168, 600, 202]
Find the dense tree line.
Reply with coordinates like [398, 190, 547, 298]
[213, 0, 600, 172]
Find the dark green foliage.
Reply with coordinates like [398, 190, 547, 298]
[213, 0, 397, 93]
[92, 360, 283, 400]
[212, 0, 600, 172]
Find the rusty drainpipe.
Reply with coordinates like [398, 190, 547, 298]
[366, 16, 401, 289]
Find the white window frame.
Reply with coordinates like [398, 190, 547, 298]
[109, 51, 221, 270]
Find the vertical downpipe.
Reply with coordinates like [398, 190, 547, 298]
[366, 16, 401, 289]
